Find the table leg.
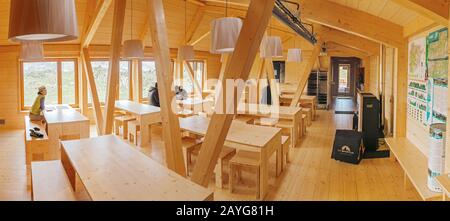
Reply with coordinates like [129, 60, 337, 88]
[139, 122, 150, 147]
[292, 116, 298, 148]
[276, 144, 282, 177]
[259, 149, 268, 200]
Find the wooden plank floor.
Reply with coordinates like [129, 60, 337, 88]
[0, 109, 420, 201]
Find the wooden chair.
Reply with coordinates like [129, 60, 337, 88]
[128, 120, 141, 145]
[229, 150, 261, 199]
[281, 136, 290, 169]
[214, 147, 236, 188]
[276, 120, 295, 148]
[114, 115, 136, 139]
[181, 137, 203, 176]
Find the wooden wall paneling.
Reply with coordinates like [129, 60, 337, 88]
[393, 40, 408, 138]
[403, 16, 437, 38]
[82, 48, 104, 135]
[103, 0, 127, 135]
[290, 39, 323, 107]
[147, 0, 186, 176]
[191, 0, 276, 187]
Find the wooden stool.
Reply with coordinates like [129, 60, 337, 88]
[181, 137, 203, 176]
[302, 114, 307, 136]
[229, 150, 261, 199]
[302, 108, 312, 126]
[214, 147, 236, 188]
[254, 118, 278, 127]
[128, 120, 141, 145]
[276, 120, 295, 148]
[114, 115, 136, 139]
[281, 136, 290, 169]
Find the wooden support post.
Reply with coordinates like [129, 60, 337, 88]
[393, 40, 408, 138]
[82, 48, 104, 135]
[79, 58, 88, 115]
[290, 40, 323, 107]
[132, 60, 140, 102]
[103, 0, 126, 135]
[185, 61, 203, 97]
[191, 0, 275, 187]
[147, 0, 186, 176]
[265, 59, 279, 106]
[81, 0, 113, 48]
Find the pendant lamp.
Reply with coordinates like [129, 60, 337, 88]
[210, 0, 242, 54]
[178, 0, 195, 61]
[260, 36, 283, 58]
[287, 39, 302, 62]
[9, 0, 78, 42]
[123, 0, 144, 59]
[20, 41, 44, 60]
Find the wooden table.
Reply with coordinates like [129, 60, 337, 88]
[177, 98, 214, 114]
[115, 100, 161, 147]
[45, 104, 72, 111]
[179, 116, 282, 199]
[237, 103, 302, 147]
[44, 109, 90, 160]
[436, 174, 450, 201]
[61, 135, 213, 201]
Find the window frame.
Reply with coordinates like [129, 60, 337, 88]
[138, 58, 176, 102]
[182, 59, 207, 95]
[20, 58, 79, 111]
[87, 58, 133, 106]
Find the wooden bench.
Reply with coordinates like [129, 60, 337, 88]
[436, 174, 450, 201]
[24, 116, 49, 165]
[31, 160, 77, 201]
[385, 138, 442, 201]
[302, 108, 312, 126]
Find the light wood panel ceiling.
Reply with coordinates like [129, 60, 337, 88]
[327, 0, 423, 26]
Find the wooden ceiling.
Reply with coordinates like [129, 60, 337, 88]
[0, 0, 438, 52]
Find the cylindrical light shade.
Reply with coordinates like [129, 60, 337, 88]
[9, 0, 79, 42]
[20, 41, 44, 60]
[287, 48, 302, 62]
[210, 17, 242, 54]
[260, 36, 283, 58]
[178, 45, 195, 61]
[123, 40, 144, 59]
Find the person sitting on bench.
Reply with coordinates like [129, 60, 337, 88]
[29, 86, 47, 122]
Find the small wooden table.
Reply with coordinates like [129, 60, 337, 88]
[115, 100, 161, 147]
[44, 109, 90, 160]
[237, 103, 302, 147]
[179, 116, 282, 199]
[177, 98, 214, 114]
[436, 174, 450, 201]
[61, 135, 213, 201]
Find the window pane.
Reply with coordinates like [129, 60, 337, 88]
[23, 62, 58, 106]
[61, 61, 76, 104]
[119, 61, 130, 100]
[89, 61, 109, 103]
[183, 64, 194, 94]
[142, 61, 157, 100]
[194, 62, 204, 92]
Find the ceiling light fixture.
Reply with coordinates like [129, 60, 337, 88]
[178, 0, 195, 61]
[123, 0, 144, 59]
[210, 0, 242, 54]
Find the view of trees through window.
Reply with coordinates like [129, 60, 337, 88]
[142, 61, 157, 100]
[22, 60, 77, 107]
[182, 61, 204, 94]
[88, 60, 130, 103]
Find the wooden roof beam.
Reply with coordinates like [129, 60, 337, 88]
[299, 0, 404, 48]
[321, 27, 380, 56]
[403, 16, 437, 37]
[392, 0, 449, 26]
[80, 0, 113, 48]
[182, 7, 206, 45]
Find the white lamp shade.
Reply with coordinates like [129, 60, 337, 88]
[260, 36, 283, 58]
[287, 48, 302, 62]
[178, 45, 195, 61]
[9, 0, 79, 42]
[123, 40, 144, 59]
[210, 17, 242, 54]
[20, 41, 44, 60]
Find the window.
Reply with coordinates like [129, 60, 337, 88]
[88, 60, 131, 103]
[142, 60, 157, 99]
[21, 59, 78, 110]
[182, 61, 205, 94]
[273, 61, 286, 83]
